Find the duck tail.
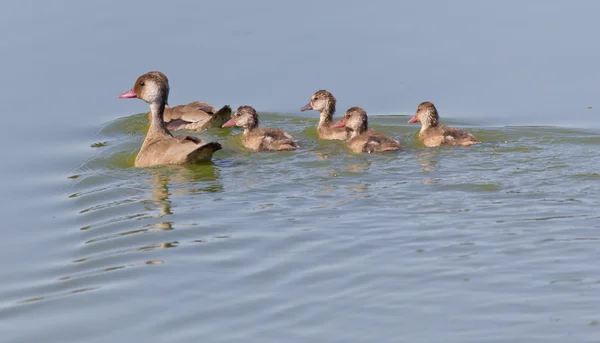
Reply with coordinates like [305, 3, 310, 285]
[187, 142, 222, 163]
[210, 105, 232, 127]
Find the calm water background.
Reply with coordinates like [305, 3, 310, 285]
[1, 1, 599, 342]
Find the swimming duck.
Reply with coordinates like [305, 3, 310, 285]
[300, 90, 348, 140]
[222, 106, 298, 151]
[408, 102, 480, 147]
[150, 101, 232, 132]
[119, 71, 221, 167]
[332, 107, 401, 153]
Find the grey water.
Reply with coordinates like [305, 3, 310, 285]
[1, 1, 599, 342]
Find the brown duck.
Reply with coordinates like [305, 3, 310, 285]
[150, 101, 232, 132]
[300, 90, 348, 140]
[222, 106, 298, 151]
[408, 102, 480, 147]
[332, 107, 401, 153]
[119, 71, 221, 167]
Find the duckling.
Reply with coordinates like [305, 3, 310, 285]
[300, 90, 348, 140]
[222, 106, 298, 151]
[332, 107, 401, 153]
[408, 102, 480, 147]
[119, 71, 221, 167]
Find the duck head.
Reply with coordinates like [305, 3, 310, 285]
[408, 102, 439, 129]
[222, 105, 259, 131]
[300, 90, 336, 114]
[119, 71, 170, 105]
[331, 107, 368, 137]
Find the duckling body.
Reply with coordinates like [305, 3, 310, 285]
[332, 107, 401, 153]
[242, 128, 297, 151]
[418, 126, 479, 147]
[408, 102, 480, 147]
[223, 106, 298, 152]
[317, 122, 348, 141]
[347, 132, 402, 153]
[119, 71, 221, 167]
[151, 102, 232, 131]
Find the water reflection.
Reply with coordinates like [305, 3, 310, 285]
[148, 172, 173, 232]
[171, 163, 223, 194]
[58, 165, 223, 289]
[415, 150, 440, 173]
[19, 287, 100, 304]
[346, 161, 371, 173]
[143, 164, 222, 230]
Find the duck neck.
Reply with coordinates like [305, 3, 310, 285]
[146, 102, 172, 141]
[420, 114, 439, 133]
[243, 122, 259, 135]
[242, 116, 260, 135]
[348, 129, 360, 140]
[348, 124, 366, 139]
[243, 126, 254, 135]
[318, 106, 335, 127]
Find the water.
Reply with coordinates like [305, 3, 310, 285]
[1, 1, 600, 342]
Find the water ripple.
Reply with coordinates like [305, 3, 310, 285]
[4, 113, 600, 343]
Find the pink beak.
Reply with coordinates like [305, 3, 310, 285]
[300, 103, 313, 112]
[407, 116, 419, 124]
[331, 121, 345, 128]
[118, 88, 137, 99]
[222, 118, 236, 128]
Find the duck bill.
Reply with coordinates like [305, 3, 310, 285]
[407, 116, 419, 124]
[331, 121, 345, 128]
[300, 103, 313, 112]
[118, 88, 137, 99]
[221, 118, 236, 128]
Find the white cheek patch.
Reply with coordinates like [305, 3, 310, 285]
[145, 86, 160, 102]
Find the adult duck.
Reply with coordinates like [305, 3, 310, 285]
[408, 102, 480, 147]
[222, 106, 298, 151]
[119, 71, 221, 167]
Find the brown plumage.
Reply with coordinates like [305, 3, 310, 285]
[148, 101, 232, 131]
[222, 106, 298, 152]
[300, 90, 349, 140]
[119, 71, 221, 167]
[332, 107, 402, 153]
[408, 102, 480, 147]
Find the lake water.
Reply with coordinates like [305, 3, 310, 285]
[1, 1, 599, 342]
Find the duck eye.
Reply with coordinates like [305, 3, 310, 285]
[139, 81, 145, 86]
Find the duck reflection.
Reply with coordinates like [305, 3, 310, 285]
[415, 150, 440, 173]
[414, 150, 441, 185]
[147, 164, 222, 232]
[55, 162, 223, 294]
